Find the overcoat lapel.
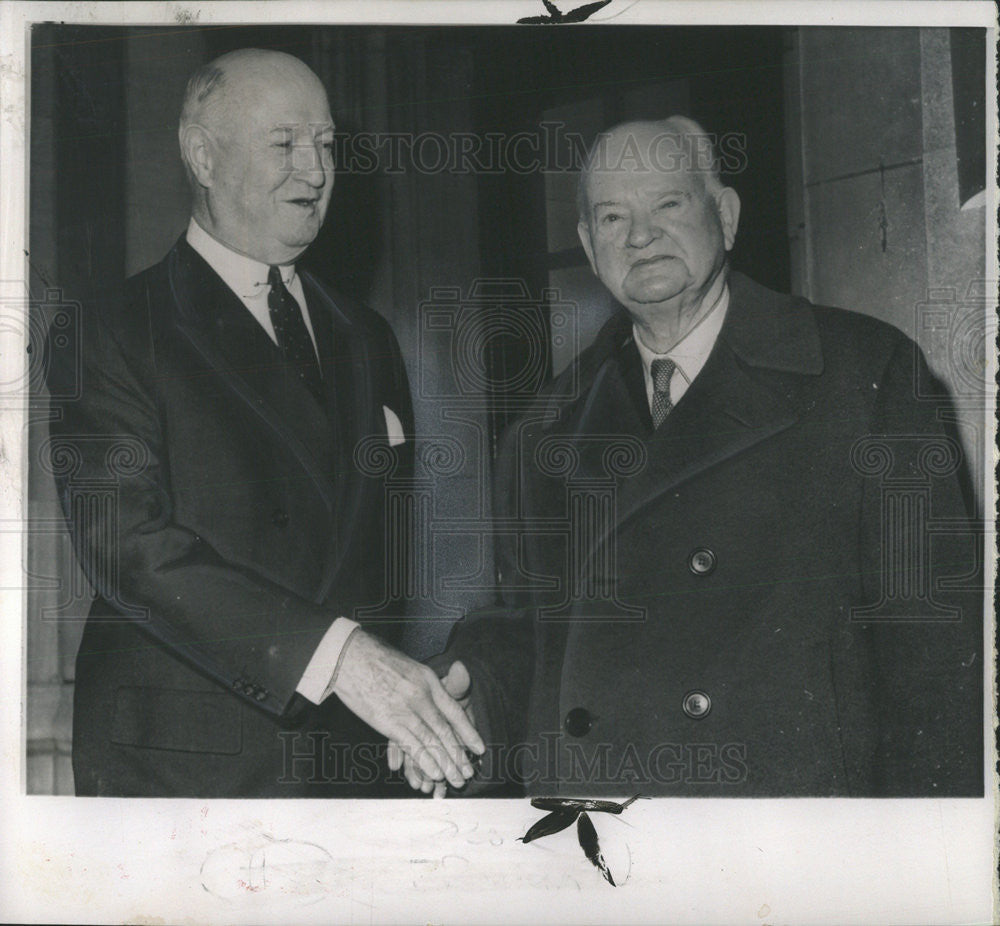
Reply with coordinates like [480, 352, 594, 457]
[548, 271, 824, 543]
[613, 336, 800, 528]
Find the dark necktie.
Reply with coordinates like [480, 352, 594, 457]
[650, 357, 676, 428]
[267, 265, 323, 404]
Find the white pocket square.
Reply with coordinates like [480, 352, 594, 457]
[383, 405, 405, 447]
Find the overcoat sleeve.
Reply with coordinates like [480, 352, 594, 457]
[430, 418, 538, 790]
[860, 338, 983, 795]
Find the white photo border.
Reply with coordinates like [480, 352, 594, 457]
[1, 2, 996, 924]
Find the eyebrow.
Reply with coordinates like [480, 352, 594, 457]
[592, 189, 689, 209]
[267, 124, 336, 135]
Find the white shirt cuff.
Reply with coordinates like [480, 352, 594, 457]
[295, 617, 361, 705]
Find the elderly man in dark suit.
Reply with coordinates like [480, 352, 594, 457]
[404, 116, 982, 797]
[47, 48, 482, 797]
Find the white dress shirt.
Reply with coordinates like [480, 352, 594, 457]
[633, 276, 730, 412]
[186, 218, 320, 359]
[185, 218, 355, 705]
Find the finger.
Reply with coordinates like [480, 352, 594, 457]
[441, 660, 471, 699]
[411, 699, 474, 785]
[408, 711, 470, 787]
[404, 755, 438, 796]
[433, 781, 447, 799]
[391, 725, 447, 782]
[402, 756, 424, 792]
[428, 677, 485, 755]
[387, 741, 402, 772]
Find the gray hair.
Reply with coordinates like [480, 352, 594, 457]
[576, 116, 725, 224]
[177, 63, 228, 186]
[179, 63, 227, 132]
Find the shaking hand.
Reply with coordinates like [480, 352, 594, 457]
[387, 660, 477, 796]
[332, 632, 483, 789]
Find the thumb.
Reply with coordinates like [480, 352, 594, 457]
[441, 660, 471, 699]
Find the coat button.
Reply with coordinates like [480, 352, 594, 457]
[682, 690, 712, 719]
[688, 548, 716, 575]
[564, 707, 593, 737]
[271, 508, 289, 527]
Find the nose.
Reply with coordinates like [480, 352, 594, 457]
[626, 209, 658, 249]
[301, 165, 327, 189]
[291, 142, 331, 187]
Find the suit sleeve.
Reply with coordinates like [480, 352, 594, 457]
[48, 304, 339, 719]
[860, 337, 983, 795]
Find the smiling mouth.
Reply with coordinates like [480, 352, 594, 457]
[630, 255, 675, 268]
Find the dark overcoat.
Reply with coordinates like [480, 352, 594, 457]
[444, 272, 982, 797]
[47, 237, 414, 797]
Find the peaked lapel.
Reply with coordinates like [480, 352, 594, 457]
[546, 271, 825, 539]
[167, 237, 337, 513]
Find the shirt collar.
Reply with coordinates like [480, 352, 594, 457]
[632, 277, 729, 386]
[185, 218, 296, 300]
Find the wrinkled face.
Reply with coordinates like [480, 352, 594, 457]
[578, 136, 736, 316]
[208, 73, 334, 264]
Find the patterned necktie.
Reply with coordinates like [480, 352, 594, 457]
[267, 265, 324, 404]
[650, 357, 676, 429]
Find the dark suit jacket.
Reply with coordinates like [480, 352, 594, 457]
[47, 237, 414, 797]
[442, 272, 983, 797]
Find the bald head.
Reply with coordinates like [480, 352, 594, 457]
[576, 116, 724, 224]
[179, 48, 328, 144]
[177, 49, 335, 264]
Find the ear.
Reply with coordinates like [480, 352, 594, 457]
[577, 220, 598, 275]
[715, 187, 741, 251]
[179, 124, 215, 188]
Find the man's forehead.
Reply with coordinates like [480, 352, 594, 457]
[586, 164, 699, 196]
[214, 59, 329, 117]
[234, 84, 332, 131]
[583, 122, 712, 190]
[220, 51, 322, 91]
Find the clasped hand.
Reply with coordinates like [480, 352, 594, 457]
[387, 660, 475, 796]
[332, 630, 482, 790]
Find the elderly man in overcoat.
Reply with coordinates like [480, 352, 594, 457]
[410, 117, 982, 797]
